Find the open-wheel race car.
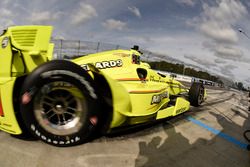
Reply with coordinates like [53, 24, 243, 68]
[0, 26, 206, 146]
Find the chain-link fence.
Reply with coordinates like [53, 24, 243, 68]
[52, 39, 131, 59]
[51, 39, 223, 85]
[51, 39, 210, 74]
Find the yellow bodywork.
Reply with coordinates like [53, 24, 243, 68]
[0, 79, 22, 134]
[72, 49, 191, 128]
[8, 26, 53, 72]
[0, 26, 53, 134]
[0, 25, 193, 134]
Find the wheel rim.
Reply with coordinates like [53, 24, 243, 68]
[197, 88, 204, 105]
[34, 81, 87, 136]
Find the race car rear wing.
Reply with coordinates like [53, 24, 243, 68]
[0, 26, 54, 134]
[7, 26, 53, 72]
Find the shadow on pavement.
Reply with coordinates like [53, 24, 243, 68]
[135, 91, 250, 167]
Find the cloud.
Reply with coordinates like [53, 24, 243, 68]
[102, 19, 127, 31]
[214, 45, 243, 60]
[191, 0, 248, 62]
[199, 0, 247, 44]
[184, 54, 216, 68]
[245, 77, 250, 83]
[128, 6, 141, 18]
[28, 11, 62, 24]
[0, 7, 14, 29]
[200, 22, 238, 44]
[202, 40, 216, 50]
[176, 0, 196, 6]
[0, 2, 15, 28]
[51, 35, 65, 40]
[0, 8, 12, 17]
[71, 3, 97, 25]
[219, 64, 237, 78]
[123, 36, 153, 44]
[214, 59, 227, 64]
[202, 0, 247, 23]
[0, 0, 11, 6]
[0, 19, 14, 29]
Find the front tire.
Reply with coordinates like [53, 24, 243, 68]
[20, 60, 101, 146]
[189, 82, 204, 107]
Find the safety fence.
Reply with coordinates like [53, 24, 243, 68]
[51, 39, 153, 61]
[52, 39, 131, 59]
[51, 39, 221, 87]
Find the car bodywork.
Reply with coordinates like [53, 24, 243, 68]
[71, 50, 191, 129]
[0, 26, 52, 134]
[0, 25, 203, 139]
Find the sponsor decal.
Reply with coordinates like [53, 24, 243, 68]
[81, 59, 123, 71]
[1, 37, 8, 48]
[31, 124, 80, 145]
[176, 107, 186, 115]
[2, 123, 12, 127]
[151, 92, 168, 104]
[95, 59, 123, 69]
[81, 64, 90, 71]
[41, 70, 97, 99]
[150, 76, 165, 83]
[51, 81, 73, 89]
[113, 53, 130, 57]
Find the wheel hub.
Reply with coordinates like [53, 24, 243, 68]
[34, 81, 87, 136]
[54, 102, 66, 114]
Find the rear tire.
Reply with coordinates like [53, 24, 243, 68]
[189, 82, 204, 107]
[20, 60, 102, 146]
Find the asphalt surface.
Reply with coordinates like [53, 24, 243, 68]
[0, 88, 249, 167]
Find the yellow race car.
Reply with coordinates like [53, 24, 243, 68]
[0, 25, 205, 146]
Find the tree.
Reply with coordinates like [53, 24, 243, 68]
[236, 82, 244, 90]
[146, 61, 222, 83]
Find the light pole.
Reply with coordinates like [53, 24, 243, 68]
[182, 65, 186, 76]
[238, 28, 250, 39]
[237, 27, 250, 88]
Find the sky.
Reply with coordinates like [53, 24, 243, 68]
[1, 0, 250, 87]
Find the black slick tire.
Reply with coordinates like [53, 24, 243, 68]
[189, 82, 204, 107]
[20, 60, 102, 147]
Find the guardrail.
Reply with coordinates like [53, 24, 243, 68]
[156, 70, 220, 87]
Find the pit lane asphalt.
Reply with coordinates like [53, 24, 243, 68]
[0, 88, 249, 167]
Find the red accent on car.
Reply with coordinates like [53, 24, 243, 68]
[117, 78, 141, 81]
[0, 94, 4, 117]
[22, 92, 31, 104]
[90, 116, 98, 126]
